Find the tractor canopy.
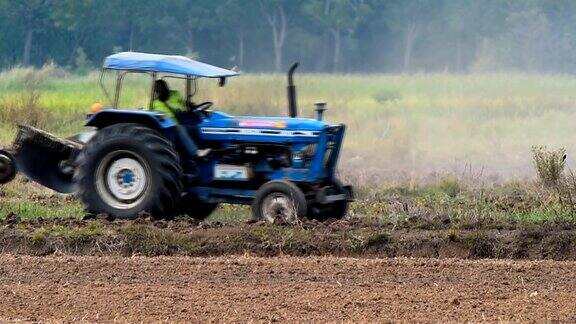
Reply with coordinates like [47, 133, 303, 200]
[103, 52, 238, 78]
[100, 52, 238, 109]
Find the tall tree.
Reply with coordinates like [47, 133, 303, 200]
[11, 0, 52, 65]
[0, 1, 14, 66]
[383, 0, 439, 73]
[155, 0, 217, 58]
[259, 0, 301, 72]
[443, 0, 480, 71]
[106, 0, 159, 52]
[51, 0, 104, 65]
[303, 0, 370, 72]
[539, 0, 576, 71]
[259, 0, 286, 72]
[0, 0, 576, 73]
[216, 0, 259, 70]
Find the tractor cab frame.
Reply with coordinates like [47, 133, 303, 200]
[98, 52, 235, 110]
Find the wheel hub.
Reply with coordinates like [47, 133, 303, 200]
[106, 158, 147, 201]
[262, 193, 297, 223]
[117, 169, 135, 187]
[96, 152, 150, 210]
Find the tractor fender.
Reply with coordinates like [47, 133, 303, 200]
[86, 109, 177, 131]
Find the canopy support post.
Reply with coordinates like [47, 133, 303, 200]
[149, 72, 157, 110]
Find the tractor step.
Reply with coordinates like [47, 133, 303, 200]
[314, 184, 354, 204]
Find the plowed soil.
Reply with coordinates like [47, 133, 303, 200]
[0, 255, 575, 322]
[4, 215, 576, 260]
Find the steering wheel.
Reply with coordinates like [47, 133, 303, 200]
[193, 101, 213, 111]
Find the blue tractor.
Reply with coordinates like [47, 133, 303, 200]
[0, 52, 353, 222]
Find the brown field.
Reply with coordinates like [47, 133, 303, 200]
[0, 255, 574, 322]
[3, 71, 576, 322]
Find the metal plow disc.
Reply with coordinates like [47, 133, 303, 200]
[13, 125, 83, 193]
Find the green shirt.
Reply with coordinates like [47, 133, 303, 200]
[153, 90, 186, 120]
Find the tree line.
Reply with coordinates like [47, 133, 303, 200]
[1, 0, 576, 74]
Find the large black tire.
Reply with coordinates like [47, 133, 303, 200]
[252, 180, 307, 223]
[307, 179, 349, 221]
[0, 150, 16, 184]
[179, 193, 218, 221]
[74, 123, 183, 219]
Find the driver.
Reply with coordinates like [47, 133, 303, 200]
[153, 80, 205, 162]
[153, 79, 186, 120]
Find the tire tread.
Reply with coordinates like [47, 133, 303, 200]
[74, 123, 182, 219]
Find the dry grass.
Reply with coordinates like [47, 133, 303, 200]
[2, 69, 576, 188]
[0, 91, 51, 129]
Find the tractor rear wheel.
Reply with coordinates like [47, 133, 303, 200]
[252, 180, 307, 224]
[75, 123, 182, 219]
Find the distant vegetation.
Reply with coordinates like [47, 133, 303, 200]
[2, 66, 576, 187]
[2, 1, 576, 74]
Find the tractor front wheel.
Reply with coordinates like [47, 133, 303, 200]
[252, 180, 307, 224]
[75, 123, 183, 219]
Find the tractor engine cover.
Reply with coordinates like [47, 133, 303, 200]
[12, 125, 82, 193]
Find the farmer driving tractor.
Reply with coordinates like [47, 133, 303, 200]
[153, 80, 185, 119]
[153, 79, 204, 161]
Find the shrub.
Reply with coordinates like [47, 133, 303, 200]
[532, 145, 566, 187]
[0, 65, 60, 128]
[75, 47, 93, 75]
[373, 90, 401, 103]
[439, 176, 461, 198]
[0, 63, 63, 90]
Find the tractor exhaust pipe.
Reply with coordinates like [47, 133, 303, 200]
[287, 63, 299, 118]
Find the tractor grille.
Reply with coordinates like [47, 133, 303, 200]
[323, 125, 345, 168]
[323, 141, 335, 167]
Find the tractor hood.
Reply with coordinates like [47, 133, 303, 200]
[198, 111, 327, 142]
[202, 111, 326, 130]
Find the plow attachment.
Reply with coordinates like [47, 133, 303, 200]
[0, 125, 83, 193]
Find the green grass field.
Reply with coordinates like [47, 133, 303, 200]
[2, 66, 576, 223]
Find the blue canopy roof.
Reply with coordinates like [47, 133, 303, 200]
[103, 52, 238, 78]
